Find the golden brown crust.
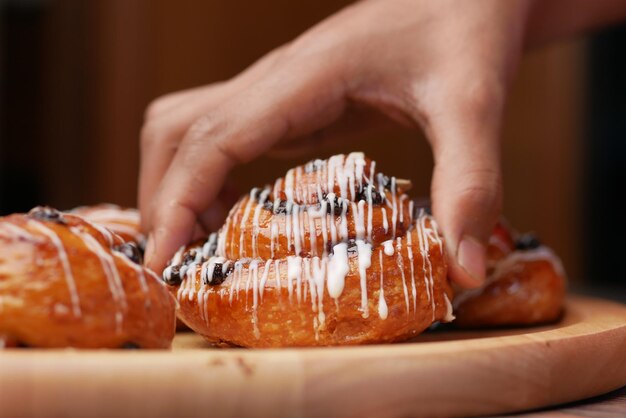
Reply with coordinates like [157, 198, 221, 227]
[0, 207, 176, 348]
[175, 221, 452, 347]
[166, 153, 454, 347]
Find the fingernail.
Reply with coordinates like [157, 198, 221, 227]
[457, 236, 486, 284]
[144, 234, 155, 267]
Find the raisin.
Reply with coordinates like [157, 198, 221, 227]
[28, 206, 66, 224]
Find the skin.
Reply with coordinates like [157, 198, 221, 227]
[139, 0, 626, 288]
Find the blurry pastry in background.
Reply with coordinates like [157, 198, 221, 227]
[70, 204, 145, 247]
[0, 207, 176, 349]
[453, 221, 566, 327]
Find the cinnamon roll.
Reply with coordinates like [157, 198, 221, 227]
[0, 207, 176, 348]
[164, 153, 455, 347]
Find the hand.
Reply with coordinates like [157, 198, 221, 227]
[140, 0, 534, 287]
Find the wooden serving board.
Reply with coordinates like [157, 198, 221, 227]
[1, 296, 625, 418]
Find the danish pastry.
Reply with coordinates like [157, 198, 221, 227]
[0, 207, 176, 348]
[453, 221, 566, 327]
[163, 152, 455, 347]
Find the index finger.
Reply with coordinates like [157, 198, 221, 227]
[145, 64, 347, 272]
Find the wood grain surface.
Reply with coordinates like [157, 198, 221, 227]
[0, 296, 625, 418]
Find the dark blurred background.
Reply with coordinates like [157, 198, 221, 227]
[1, 0, 624, 297]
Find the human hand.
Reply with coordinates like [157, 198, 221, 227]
[140, 0, 534, 288]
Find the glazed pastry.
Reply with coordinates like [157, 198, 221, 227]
[70, 204, 144, 246]
[69, 204, 193, 331]
[164, 152, 455, 347]
[453, 221, 566, 327]
[0, 207, 176, 348]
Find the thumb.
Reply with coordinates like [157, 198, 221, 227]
[427, 90, 503, 289]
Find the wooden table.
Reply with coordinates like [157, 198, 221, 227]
[1, 296, 625, 417]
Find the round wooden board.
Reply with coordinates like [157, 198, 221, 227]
[1, 296, 625, 417]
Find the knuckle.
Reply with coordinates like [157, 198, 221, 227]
[140, 120, 166, 149]
[144, 91, 184, 121]
[186, 114, 246, 166]
[144, 97, 168, 120]
[459, 77, 504, 115]
[212, 135, 245, 166]
[457, 168, 502, 208]
[187, 113, 223, 141]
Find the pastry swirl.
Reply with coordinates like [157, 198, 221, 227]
[164, 153, 454, 347]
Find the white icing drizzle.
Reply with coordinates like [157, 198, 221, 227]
[292, 204, 302, 256]
[395, 237, 410, 313]
[75, 207, 140, 224]
[356, 240, 372, 318]
[327, 242, 349, 299]
[258, 259, 272, 300]
[381, 208, 389, 234]
[286, 201, 293, 254]
[28, 221, 82, 317]
[383, 240, 395, 256]
[391, 177, 398, 237]
[307, 208, 317, 257]
[367, 161, 376, 242]
[229, 262, 243, 305]
[0, 222, 37, 241]
[354, 200, 366, 240]
[249, 261, 261, 339]
[378, 250, 388, 320]
[91, 223, 115, 246]
[251, 187, 270, 259]
[287, 256, 302, 303]
[71, 227, 127, 332]
[284, 168, 295, 202]
[418, 215, 436, 318]
[339, 202, 349, 241]
[294, 165, 303, 202]
[406, 228, 418, 314]
[311, 257, 326, 331]
[328, 192, 338, 244]
[238, 188, 257, 258]
[320, 200, 328, 257]
[273, 176, 283, 202]
[73, 206, 144, 242]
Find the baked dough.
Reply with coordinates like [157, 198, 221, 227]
[0, 207, 176, 348]
[164, 153, 454, 347]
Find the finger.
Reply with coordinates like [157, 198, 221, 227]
[139, 86, 228, 231]
[138, 47, 289, 231]
[145, 60, 348, 272]
[426, 85, 504, 289]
